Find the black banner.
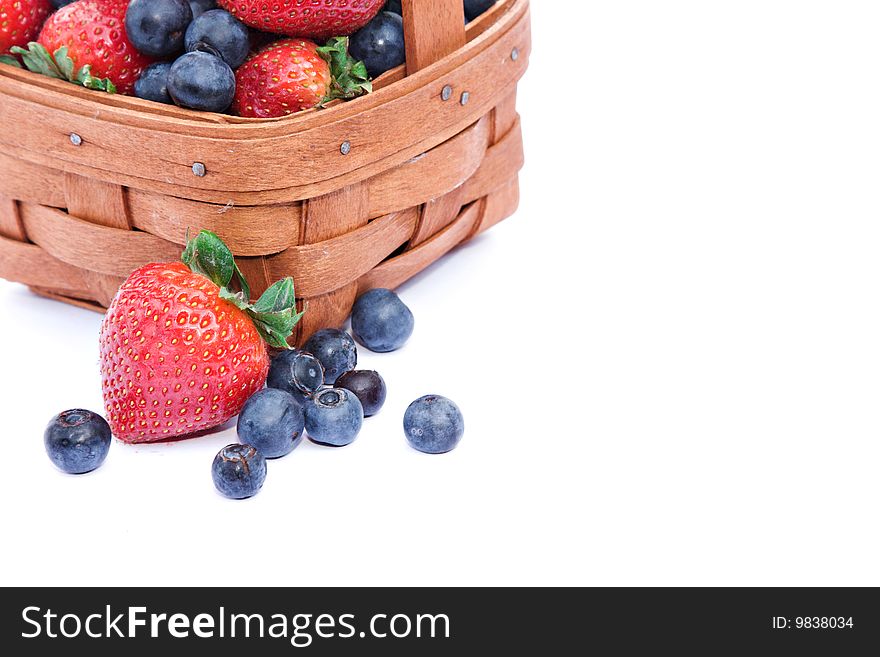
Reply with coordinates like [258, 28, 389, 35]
[1, 588, 877, 653]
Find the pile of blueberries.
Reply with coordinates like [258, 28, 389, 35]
[44, 288, 465, 500]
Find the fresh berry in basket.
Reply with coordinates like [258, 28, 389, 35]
[217, 0, 385, 40]
[336, 370, 387, 417]
[302, 328, 358, 385]
[465, 0, 497, 22]
[44, 409, 112, 474]
[267, 349, 325, 405]
[99, 230, 303, 443]
[125, 0, 192, 59]
[134, 61, 173, 103]
[305, 388, 364, 447]
[404, 395, 464, 454]
[212, 444, 267, 499]
[36, 0, 154, 94]
[167, 49, 235, 112]
[0, 0, 51, 55]
[351, 288, 414, 353]
[184, 8, 249, 69]
[188, 0, 215, 19]
[237, 388, 305, 459]
[384, 0, 495, 23]
[232, 36, 370, 118]
[350, 10, 405, 78]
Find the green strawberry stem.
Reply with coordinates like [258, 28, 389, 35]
[0, 54, 21, 68]
[182, 231, 303, 349]
[10, 42, 116, 93]
[317, 36, 372, 105]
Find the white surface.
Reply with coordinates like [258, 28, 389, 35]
[3, 1, 880, 586]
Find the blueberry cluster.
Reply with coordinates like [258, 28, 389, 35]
[221, 287, 464, 499]
[126, 0, 245, 112]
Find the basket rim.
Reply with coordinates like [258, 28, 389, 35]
[0, 0, 525, 139]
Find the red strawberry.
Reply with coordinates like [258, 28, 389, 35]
[217, 0, 385, 40]
[38, 0, 153, 94]
[100, 231, 302, 443]
[0, 0, 51, 54]
[233, 36, 370, 118]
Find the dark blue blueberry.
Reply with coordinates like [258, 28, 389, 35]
[188, 0, 217, 20]
[167, 50, 235, 112]
[212, 444, 267, 499]
[305, 388, 363, 447]
[267, 349, 324, 406]
[403, 395, 464, 454]
[134, 62, 174, 104]
[237, 388, 304, 459]
[464, 0, 496, 22]
[383, 0, 401, 15]
[184, 9, 250, 69]
[50, 0, 75, 9]
[350, 11, 406, 78]
[303, 329, 358, 384]
[125, 0, 193, 59]
[350, 288, 414, 353]
[44, 410, 111, 475]
[336, 370, 387, 417]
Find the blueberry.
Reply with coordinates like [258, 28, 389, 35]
[303, 329, 357, 384]
[383, 0, 401, 15]
[50, 0, 75, 8]
[464, 0, 496, 22]
[125, 0, 193, 59]
[267, 349, 324, 405]
[350, 288, 414, 353]
[336, 370, 387, 417]
[167, 51, 235, 113]
[305, 388, 363, 447]
[403, 395, 464, 454]
[212, 444, 266, 499]
[134, 62, 174, 104]
[237, 388, 304, 459]
[350, 12, 406, 78]
[185, 9, 249, 69]
[44, 410, 112, 474]
[188, 0, 217, 20]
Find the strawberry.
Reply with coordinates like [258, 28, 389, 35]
[233, 36, 370, 118]
[36, 0, 154, 94]
[0, 0, 51, 55]
[217, 0, 385, 40]
[100, 231, 303, 443]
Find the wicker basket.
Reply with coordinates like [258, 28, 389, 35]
[0, 0, 530, 345]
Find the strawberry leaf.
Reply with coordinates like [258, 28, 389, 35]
[182, 231, 300, 349]
[0, 55, 21, 68]
[10, 42, 116, 94]
[54, 46, 75, 80]
[317, 36, 373, 105]
[183, 230, 236, 289]
[247, 308, 304, 350]
[252, 278, 296, 314]
[11, 43, 63, 79]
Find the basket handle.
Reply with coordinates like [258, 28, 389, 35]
[400, 0, 467, 74]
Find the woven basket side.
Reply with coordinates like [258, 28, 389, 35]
[0, 0, 530, 343]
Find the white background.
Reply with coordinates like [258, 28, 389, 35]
[2, 0, 880, 586]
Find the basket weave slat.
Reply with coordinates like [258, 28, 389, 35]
[0, 0, 530, 344]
